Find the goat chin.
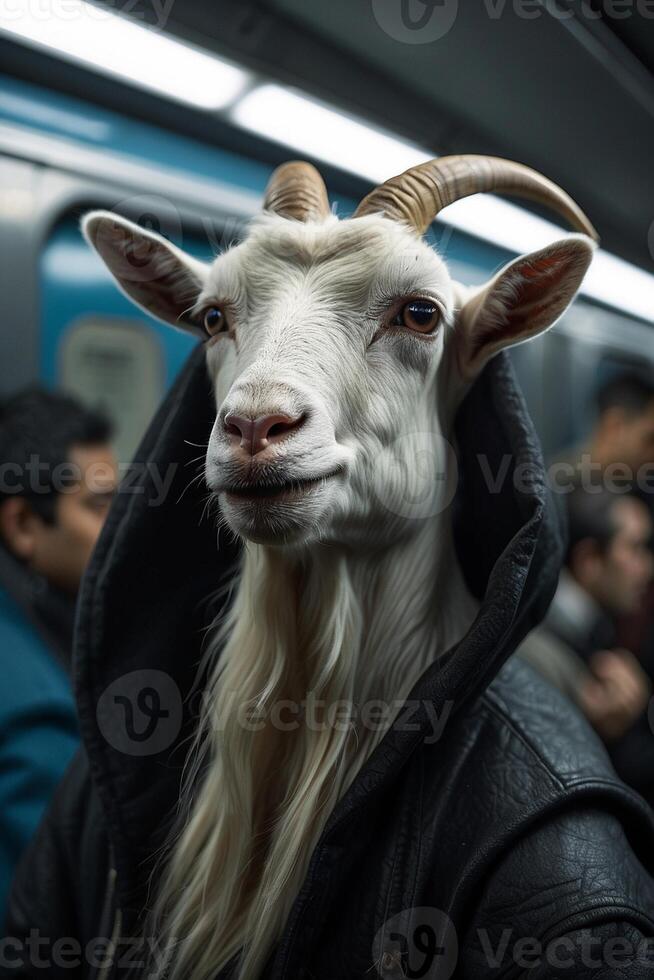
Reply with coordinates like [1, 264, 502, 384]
[84, 155, 595, 980]
[216, 473, 344, 547]
[149, 504, 477, 980]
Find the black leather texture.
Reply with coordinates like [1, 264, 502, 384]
[4, 347, 654, 979]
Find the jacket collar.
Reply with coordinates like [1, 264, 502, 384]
[74, 344, 564, 911]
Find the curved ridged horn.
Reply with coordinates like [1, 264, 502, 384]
[263, 161, 331, 222]
[355, 154, 599, 241]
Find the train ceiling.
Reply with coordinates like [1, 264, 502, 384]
[4, 0, 654, 274]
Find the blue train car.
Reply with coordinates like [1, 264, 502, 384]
[1, 72, 652, 462]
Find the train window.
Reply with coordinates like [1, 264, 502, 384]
[59, 318, 163, 464]
[40, 209, 213, 462]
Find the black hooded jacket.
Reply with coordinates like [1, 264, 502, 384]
[4, 347, 654, 979]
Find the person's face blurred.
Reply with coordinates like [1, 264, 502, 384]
[602, 401, 654, 473]
[28, 443, 117, 595]
[588, 497, 654, 616]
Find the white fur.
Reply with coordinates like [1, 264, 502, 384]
[82, 204, 595, 980]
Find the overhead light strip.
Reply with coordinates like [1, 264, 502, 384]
[232, 84, 431, 182]
[232, 84, 654, 324]
[2, 1, 652, 323]
[0, 0, 250, 110]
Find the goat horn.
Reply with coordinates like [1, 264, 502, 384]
[263, 161, 331, 222]
[354, 154, 599, 241]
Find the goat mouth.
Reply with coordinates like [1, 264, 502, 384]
[220, 469, 342, 501]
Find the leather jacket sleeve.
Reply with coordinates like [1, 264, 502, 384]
[461, 804, 654, 978]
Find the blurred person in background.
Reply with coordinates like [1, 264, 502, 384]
[554, 370, 654, 485]
[519, 486, 654, 799]
[549, 369, 654, 798]
[581, 373, 654, 685]
[0, 388, 116, 924]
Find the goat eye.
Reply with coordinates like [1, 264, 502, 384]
[396, 300, 441, 334]
[203, 306, 227, 337]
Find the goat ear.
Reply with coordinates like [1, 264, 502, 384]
[82, 211, 208, 331]
[456, 235, 595, 380]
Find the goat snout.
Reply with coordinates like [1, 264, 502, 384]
[223, 410, 306, 456]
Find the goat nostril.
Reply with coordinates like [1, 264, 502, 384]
[223, 410, 306, 456]
[256, 412, 305, 445]
[223, 413, 253, 440]
[266, 413, 306, 440]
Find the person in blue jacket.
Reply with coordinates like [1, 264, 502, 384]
[0, 388, 116, 925]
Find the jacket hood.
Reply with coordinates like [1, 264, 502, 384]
[74, 344, 564, 909]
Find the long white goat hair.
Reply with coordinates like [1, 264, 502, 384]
[151, 439, 469, 980]
[83, 156, 597, 980]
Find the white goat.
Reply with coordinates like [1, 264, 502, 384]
[83, 155, 596, 980]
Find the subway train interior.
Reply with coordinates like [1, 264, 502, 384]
[3, 2, 654, 978]
[1, 3, 653, 459]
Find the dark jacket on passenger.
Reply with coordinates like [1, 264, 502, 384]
[4, 348, 654, 979]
